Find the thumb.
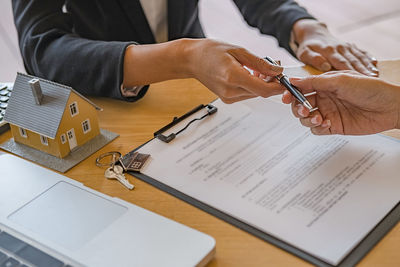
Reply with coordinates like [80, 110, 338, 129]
[230, 48, 283, 76]
[290, 77, 316, 94]
[290, 75, 337, 95]
[297, 47, 331, 72]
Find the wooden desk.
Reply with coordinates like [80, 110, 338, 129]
[1, 70, 399, 266]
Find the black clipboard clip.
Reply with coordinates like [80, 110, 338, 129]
[154, 104, 218, 143]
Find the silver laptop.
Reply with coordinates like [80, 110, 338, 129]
[0, 152, 215, 267]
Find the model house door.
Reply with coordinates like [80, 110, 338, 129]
[67, 128, 77, 150]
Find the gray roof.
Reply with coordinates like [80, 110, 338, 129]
[4, 73, 102, 139]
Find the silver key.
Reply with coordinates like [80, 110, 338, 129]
[104, 165, 134, 190]
[114, 165, 135, 190]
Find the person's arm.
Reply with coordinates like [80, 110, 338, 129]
[13, 0, 286, 104]
[233, 0, 378, 76]
[281, 71, 400, 135]
[122, 38, 286, 104]
[233, 0, 313, 54]
[12, 0, 141, 101]
[291, 19, 378, 76]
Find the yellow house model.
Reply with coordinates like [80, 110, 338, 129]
[4, 73, 102, 158]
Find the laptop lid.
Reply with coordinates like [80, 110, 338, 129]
[0, 152, 215, 266]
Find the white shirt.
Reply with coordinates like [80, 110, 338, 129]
[139, 0, 168, 43]
[122, 1, 168, 97]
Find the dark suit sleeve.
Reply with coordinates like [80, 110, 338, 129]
[233, 0, 315, 55]
[12, 0, 147, 101]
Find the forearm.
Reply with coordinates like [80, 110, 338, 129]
[233, 0, 314, 54]
[122, 39, 195, 88]
[292, 19, 328, 44]
[25, 35, 132, 99]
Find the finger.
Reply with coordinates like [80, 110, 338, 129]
[282, 90, 294, 104]
[218, 84, 256, 100]
[297, 46, 331, 72]
[339, 47, 374, 76]
[283, 83, 320, 105]
[230, 49, 284, 76]
[357, 47, 378, 66]
[310, 120, 332, 135]
[290, 75, 339, 95]
[225, 61, 286, 98]
[299, 113, 323, 127]
[291, 102, 302, 118]
[291, 103, 311, 118]
[233, 68, 285, 98]
[220, 92, 258, 104]
[349, 45, 379, 76]
[263, 76, 274, 82]
[290, 77, 316, 94]
[327, 51, 355, 71]
[253, 72, 268, 80]
[288, 84, 317, 118]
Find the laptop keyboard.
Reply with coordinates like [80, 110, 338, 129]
[0, 229, 69, 267]
[0, 83, 12, 134]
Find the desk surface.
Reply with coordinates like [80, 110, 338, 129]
[1, 64, 399, 267]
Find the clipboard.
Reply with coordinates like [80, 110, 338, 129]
[126, 102, 400, 267]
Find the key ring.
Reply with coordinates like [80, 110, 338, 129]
[95, 151, 122, 168]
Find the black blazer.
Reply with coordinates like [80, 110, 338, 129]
[12, 0, 313, 101]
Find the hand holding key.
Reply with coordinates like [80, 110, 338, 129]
[104, 165, 134, 190]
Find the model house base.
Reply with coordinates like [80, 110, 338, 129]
[0, 129, 118, 173]
[4, 73, 104, 159]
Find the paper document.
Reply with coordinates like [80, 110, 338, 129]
[139, 98, 400, 265]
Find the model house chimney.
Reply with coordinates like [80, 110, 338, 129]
[29, 78, 43, 105]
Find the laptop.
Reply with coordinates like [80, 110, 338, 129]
[0, 152, 215, 267]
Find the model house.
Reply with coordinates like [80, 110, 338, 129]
[4, 73, 102, 158]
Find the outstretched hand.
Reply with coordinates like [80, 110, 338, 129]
[188, 39, 286, 103]
[282, 71, 400, 135]
[293, 20, 379, 77]
[123, 39, 285, 104]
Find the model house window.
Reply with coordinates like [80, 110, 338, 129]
[69, 102, 79, 117]
[19, 127, 27, 138]
[82, 119, 91, 134]
[40, 135, 48, 146]
[60, 134, 67, 144]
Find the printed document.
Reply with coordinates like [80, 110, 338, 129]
[139, 98, 400, 265]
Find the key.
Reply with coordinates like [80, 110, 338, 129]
[113, 165, 135, 190]
[104, 166, 134, 190]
